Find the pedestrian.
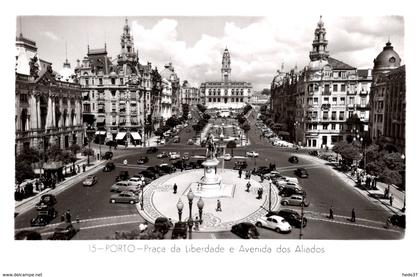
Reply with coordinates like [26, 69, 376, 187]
[65, 209, 72, 224]
[77, 164, 80, 174]
[173, 183, 178, 194]
[246, 181, 251, 192]
[389, 194, 394, 206]
[239, 169, 242, 178]
[216, 199, 222, 212]
[351, 208, 356, 222]
[329, 206, 334, 220]
[384, 187, 389, 199]
[82, 164, 86, 172]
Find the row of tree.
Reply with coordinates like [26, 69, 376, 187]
[332, 140, 405, 189]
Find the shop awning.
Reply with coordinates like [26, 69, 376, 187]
[115, 132, 126, 140]
[131, 132, 141, 140]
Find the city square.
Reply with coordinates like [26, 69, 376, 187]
[14, 15, 406, 240]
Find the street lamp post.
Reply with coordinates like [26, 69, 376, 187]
[140, 176, 145, 210]
[268, 180, 272, 212]
[299, 200, 304, 239]
[197, 197, 204, 224]
[187, 188, 194, 239]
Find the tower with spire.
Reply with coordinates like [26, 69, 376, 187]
[118, 18, 137, 64]
[221, 47, 231, 83]
[309, 16, 329, 62]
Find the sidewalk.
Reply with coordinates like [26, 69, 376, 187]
[295, 153, 405, 216]
[15, 155, 107, 215]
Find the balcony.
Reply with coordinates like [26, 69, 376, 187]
[321, 103, 331, 110]
[347, 90, 357, 95]
[356, 104, 370, 110]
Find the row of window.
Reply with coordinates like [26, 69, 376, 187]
[306, 111, 366, 120]
[208, 98, 244, 103]
[306, 123, 343, 131]
[308, 83, 366, 93]
[82, 76, 151, 87]
[307, 96, 367, 105]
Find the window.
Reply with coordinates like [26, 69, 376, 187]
[339, 111, 344, 120]
[332, 97, 337, 105]
[341, 84, 345, 91]
[313, 98, 318, 104]
[349, 97, 355, 105]
[332, 124, 336, 130]
[92, 103, 95, 111]
[323, 124, 328, 130]
[323, 97, 329, 103]
[85, 78, 89, 86]
[111, 78, 115, 85]
[323, 111, 328, 120]
[112, 103, 116, 112]
[324, 84, 330, 94]
[333, 84, 338, 92]
[340, 97, 345, 104]
[360, 97, 367, 106]
[99, 78, 103, 86]
[331, 111, 337, 120]
[348, 111, 353, 118]
[120, 78, 124, 85]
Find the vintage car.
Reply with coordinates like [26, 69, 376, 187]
[231, 222, 260, 239]
[109, 191, 139, 204]
[35, 194, 57, 210]
[48, 223, 78, 240]
[255, 215, 292, 233]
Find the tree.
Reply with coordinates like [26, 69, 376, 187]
[69, 144, 81, 154]
[242, 123, 251, 143]
[16, 147, 40, 164]
[226, 140, 237, 156]
[15, 160, 35, 184]
[46, 144, 63, 162]
[332, 141, 361, 163]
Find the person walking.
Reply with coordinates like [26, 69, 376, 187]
[65, 209, 72, 224]
[329, 206, 334, 220]
[246, 181, 251, 192]
[216, 199, 222, 212]
[173, 183, 178, 194]
[389, 194, 394, 206]
[238, 169, 242, 179]
[351, 208, 356, 222]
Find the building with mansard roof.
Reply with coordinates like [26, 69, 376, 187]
[200, 48, 252, 110]
[290, 16, 372, 148]
[75, 18, 154, 146]
[15, 33, 84, 155]
[181, 80, 200, 106]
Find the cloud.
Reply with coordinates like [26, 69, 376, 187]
[43, 31, 60, 41]
[131, 16, 404, 91]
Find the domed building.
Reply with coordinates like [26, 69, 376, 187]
[369, 41, 405, 151]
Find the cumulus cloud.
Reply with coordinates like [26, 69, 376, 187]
[131, 16, 404, 90]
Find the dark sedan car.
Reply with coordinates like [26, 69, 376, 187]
[115, 170, 130, 181]
[266, 209, 307, 228]
[278, 186, 306, 197]
[171, 222, 188, 239]
[231, 222, 260, 239]
[15, 230, 42, 240]
[35, 194, 57, 210]
[295, 167, 308, 178]
[288, 156, 299, 164]
[137, 156, 149, 164]
[139, 170, 158, 180]
[103, 162, 116, 172]
[154, 217, 173, 235]
[146, 147, 158, 154]
[156, 164, 176, 174]
[102, 151, 114, 160]
[255, 166, 271, 176]
[49, 224, 78, 240]
[389, 214, 405, 228]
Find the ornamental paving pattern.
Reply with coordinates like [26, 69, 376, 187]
[137, 169, 281, 232]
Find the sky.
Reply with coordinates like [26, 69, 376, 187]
[16, 15, 404, 91]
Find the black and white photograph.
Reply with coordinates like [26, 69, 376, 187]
[1, 1, 418, 276]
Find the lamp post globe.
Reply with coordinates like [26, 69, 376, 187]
[197, 197, 204, 224]
[176, 198, 184, 222]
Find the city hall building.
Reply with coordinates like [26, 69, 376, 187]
[200, 48, 252, 110]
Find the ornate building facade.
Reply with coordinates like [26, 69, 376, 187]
[181, 80, 200, 106]
[15, 34, 84, 155]
[370, 41, 405, 151]
[200, 48, 252, 109]
[292, 17, 372, 148]
[75, 19, 153, 145]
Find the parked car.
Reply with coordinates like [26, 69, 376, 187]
[233, 161, 248, 170]
[171, 222, 188, 239]
[157, 152, 169, 159]
[103, 162, 115, 172]
[15, 230, 42, 240]
[83, 175, 97, 186]
[255, 166, 271, 176]
[139, 170, 158, 180]
[255, 215, 292, 233]
[48, 223, 78, 240]
[281, 194, 310, 207]
[246, 151, 259, 157]
[146, 147, 158, 154]
[35, 194, 57, 210]
[267, 209, 307, 228]
[169, 152, 181, 160]
[30, 207, 57, 227]
[275, 180, 302, 191]
[231, 222, 260, 239]
[136, 156, 149, 164]
[109, 191, 139, 204]
[156, 163, 176, 174]
[115, 170, 130, 181]
[102, 151, 113, 160]
[128, 177, 145, 187]
[187, 139, 194, 145]
[389, 214, 405, 228]
[173, 136, 180, 143]
[146, 166, 165, 176]
[172, 160, 184, 170]
[288, 156, 299, 164]
[154, 217, 173, 234]
[223, 153, 232, 161]
[110, 181, 140, 193]
[278, 186, 306, 197]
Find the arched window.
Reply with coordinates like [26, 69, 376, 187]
[21, 108, 28, 131]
